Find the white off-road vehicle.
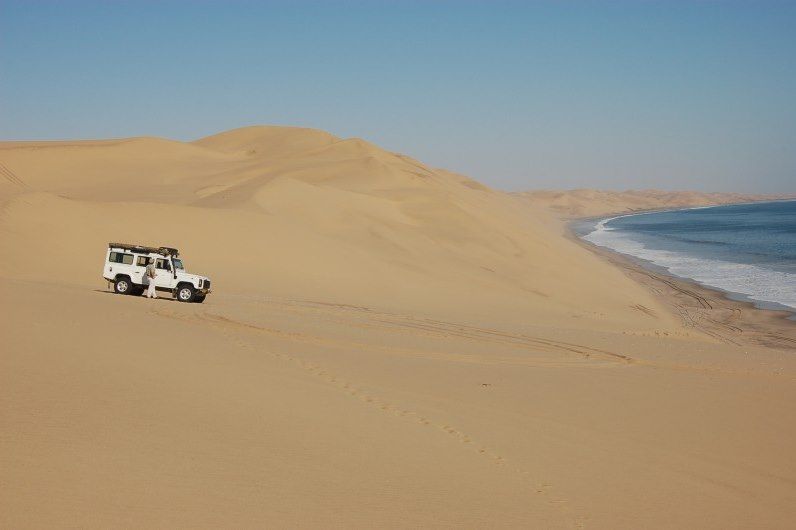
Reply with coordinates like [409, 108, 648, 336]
[103, 243, 211, 303]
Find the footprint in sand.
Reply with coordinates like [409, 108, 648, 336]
[187, 314, 584, 522]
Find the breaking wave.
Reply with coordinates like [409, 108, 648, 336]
[584, 217, 796, 311]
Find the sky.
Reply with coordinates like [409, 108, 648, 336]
[1, 1, 794, 193]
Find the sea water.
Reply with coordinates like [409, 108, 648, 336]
[580, 200, 796, 313]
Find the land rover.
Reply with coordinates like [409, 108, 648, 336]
[103, 243, 211, 302]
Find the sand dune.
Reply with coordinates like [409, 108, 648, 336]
[0, 126, 678, 332]
[2, 126, 795, 528]
[516, 188, 793, 218]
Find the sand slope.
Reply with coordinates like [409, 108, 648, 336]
[2, 127, 795, 528]
[3, 279, 795, 528]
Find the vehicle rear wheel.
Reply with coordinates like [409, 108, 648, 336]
[114, 277, 132, 295]
[177, 284, 196, 303]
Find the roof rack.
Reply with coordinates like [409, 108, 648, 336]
[108, 242, 179, 257]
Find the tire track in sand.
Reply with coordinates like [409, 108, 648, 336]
[0, 162, 27, 188]
[257, 298, 634, 365]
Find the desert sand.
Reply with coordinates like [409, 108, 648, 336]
[1, 126, 795, 528]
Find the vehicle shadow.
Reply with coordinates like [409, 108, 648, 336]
[93, 289, 177, 302]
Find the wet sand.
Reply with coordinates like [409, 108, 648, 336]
[568, 220, 796, 353]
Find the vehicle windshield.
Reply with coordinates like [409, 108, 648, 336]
[172, 258, 185, 270]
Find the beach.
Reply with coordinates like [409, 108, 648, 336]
[570, 224, 796, 351]
[2, 127, 795, 528]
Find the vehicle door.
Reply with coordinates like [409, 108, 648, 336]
[155, 257, 177, 289]
[133, 255, 150, 286]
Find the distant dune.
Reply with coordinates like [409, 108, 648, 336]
[515, 188, 793, 218]
[2, 126, 795, 528]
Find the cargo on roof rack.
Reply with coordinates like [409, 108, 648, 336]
[108, 242, 179, 257]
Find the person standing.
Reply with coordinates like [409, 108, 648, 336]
[145, 259, 158, 299]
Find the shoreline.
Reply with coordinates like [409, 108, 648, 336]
[566, 215, 796, 352]
[567, 196, 796, 227]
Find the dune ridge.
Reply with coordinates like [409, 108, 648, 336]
[516, 188, 793, 218]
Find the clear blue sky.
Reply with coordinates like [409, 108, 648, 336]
[1, 1, 794, 192]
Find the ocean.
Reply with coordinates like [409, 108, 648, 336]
[578, 200, 796, 313]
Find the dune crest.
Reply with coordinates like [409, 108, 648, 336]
[193, 125, 339, 156]
[516, 188, 794, 218]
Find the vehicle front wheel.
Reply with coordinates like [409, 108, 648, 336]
[176, 284, 196, 303]
[113, 277, 132, 295]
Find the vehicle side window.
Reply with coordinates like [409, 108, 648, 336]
[156, 259, 171, 271]
[109, 252, 134, 265]
[136, 256, 150, 267]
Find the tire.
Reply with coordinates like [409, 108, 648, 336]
[194, 293, 206, 304]
[176, 284, 196, 303]
[113, 276, 132, 295]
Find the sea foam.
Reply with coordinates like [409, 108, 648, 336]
[584, 216, 796, 311]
